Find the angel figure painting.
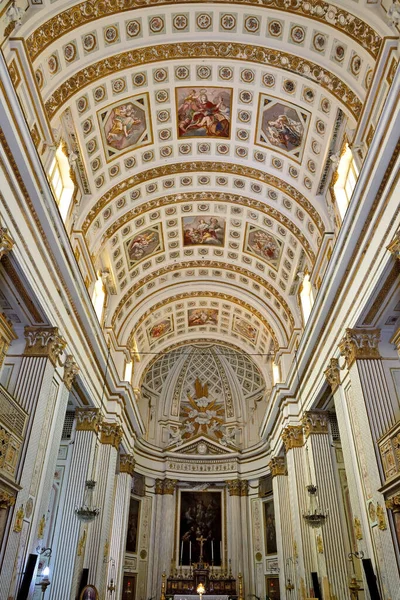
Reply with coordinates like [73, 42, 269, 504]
[232, 316, 258, 344]
[188, 308, 218, 327]
[176, 87, 232, 138]
[124, 224, 163, 269]
[244, 224, 283, 268]
[182, 216, 225, 247]
[256, 95, 310, 161]
[99, 92, 152, 159]
[147, 317, 173, 344]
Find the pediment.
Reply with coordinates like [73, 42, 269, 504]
[166, 435, 236, 456]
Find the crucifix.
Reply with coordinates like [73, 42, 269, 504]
[196, 535, 207, 563]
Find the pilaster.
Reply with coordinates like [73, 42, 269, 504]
[151, 479, 177, 598]
[108, 454, 135, 598]
[226, 480, 243, 578]
[303, 410, 351, 599]
[84, 422, 122, 597]
[49, 408, 100, 600]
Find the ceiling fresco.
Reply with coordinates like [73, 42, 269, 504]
[7, 0, 391, 390]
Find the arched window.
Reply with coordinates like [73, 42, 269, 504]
[49, 143, 75, 221]
[333, 144, 359, 221]
[300, 273, 314, 324]
[92, 274, 105, 322]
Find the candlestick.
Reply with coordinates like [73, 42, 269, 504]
[211, 539, 214, 562]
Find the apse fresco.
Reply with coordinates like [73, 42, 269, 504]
[182, 216, 225, 247]
[176, 87, 232, 138]
[244, 224, 283, 268]
[188, 308, 219, 327]
[179, 490, 223, 566]
[124, 223, 163, 268]
[98, 92, 152, 159]
[147, 316, 173, 344]
[232, 315, 258, 343]
[256, 94, 310, 161]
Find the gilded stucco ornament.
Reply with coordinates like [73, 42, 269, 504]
[387, 229, 400, 261]
[269, 456, 287, 477]
[339, 328, 381, 367]
[155, 478, 177, 495]
[354, 517, 363, 540]
[226, 479, 241, 496]
[13, 504, 24, 532]
[376, 503, 387, 531]
[0, 226, 14, 259]
[119, 453, 135, 476]
[302, 411, 329, 437]
[100, 423, 123, 449]
[63, 355, 80, 390]
[324, 358, 340, 393]
[0, 489, 15, 510]
[385, 494, 400, 513]
[24, 326, 66, 366]
[75, 407, 102, 433]
[282, 425, 304, 451]
[0, 313, 17, 369]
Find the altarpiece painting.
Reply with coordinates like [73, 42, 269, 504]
[126, 497, 140, 553]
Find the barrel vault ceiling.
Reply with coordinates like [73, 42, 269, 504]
[12, 0, 390, 382]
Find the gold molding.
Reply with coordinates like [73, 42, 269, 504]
[63, 355, 79, 391]
[339, 328, 381, 367]
[0, 226, 14, 259]
[363, 262, 400, 325]
[302, 410, 329, 437]
[100, 422, 123, 449]
[75, 407, 102, 432]
[282, 425, 304, 451]
[119, 453, 135, 476]
[84, 165, 324, 237]
[324, 358, 340, 393]
[26, 0, 381, 63]
[269, 456, 287, 477]
[44, 43, 362, 121]
[387, 229, 400, 261]
[24, 326, 66, 367]
[1, 255, 44, 324]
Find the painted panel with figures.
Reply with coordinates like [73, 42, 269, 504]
[188, 308, 219, 327]
[147, 316, 173, 344]
[182, 216, 225, 247]
[176, 87, 232, 138]
[244, 224, 283, 268]
[124, 223, 164, 269]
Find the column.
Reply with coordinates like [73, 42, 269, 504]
[269, 457, 297, 599]
[226, 480, 243, 578]
[150, 480, 164, 598]
[338, 329, 400, 597]
[108, 453, 135, 598]
[239, 481, 251, 595]
[303, 410, 350, 599]
[49, 408, 101, 600]
[84, 422, 122, 597]
[154, 479, 177, 599]
[0, 326, 66, 599]
[282, 425, 316, 597]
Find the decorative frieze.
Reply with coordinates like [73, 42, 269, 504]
[100, 422, 123, 449]
[119, 453, 135, 476]
[339, 328, 381, 367]
[155, 478, 177, 495]
[0, 313, 17, 368]
[324, 358, 340, 393]
[269, 456, 287, 478]
[0, 489, 15, 510]
[0, 226, 14, 259]
[282, 425, 304, 451]
[387, 229, 400, 260]
[75, 407, 102, 432]
[24, 326, 66, 366]
[63, 355, 79, 390]
[302, 411, 329, 437]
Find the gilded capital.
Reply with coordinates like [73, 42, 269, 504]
[339, 328, 381, 367]
[282, 425, 304, 451]
[385, 494, 400, 513]
[240, 480, 249, 496]
[75, 407, 102, 433]
[269, 456, 287, 477]
[324, 358, 340, 393]
[226, 479, 241, 496]
[100, 422, 123, 449]
[302, 411, 329, 437]
[155, 479, 164, 495]
[119, 453, 135, 476]
[24, 326, 66, 366]
[390, 327, 400, 359]
[155, 478, 177, 495]
[0, 489, 16, 510]
[387, 230, 400, 260]
[0, 226, 14, 259]
[0, 313, 17, 368]
[63, 355, 79, 390]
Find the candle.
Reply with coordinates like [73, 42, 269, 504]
[180, 541, 183, 565]
[211, 540, 214, 562]
[189, 541, 192, 564]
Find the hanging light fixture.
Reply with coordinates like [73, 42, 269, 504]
[75, 480, 100, 522]
[302, 447, 328, 528]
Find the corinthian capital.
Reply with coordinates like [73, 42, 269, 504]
[339, 328, 381, 367]
[0, 313, 17, 368]
[324, 358, 340, 393]
[63, 355, 79, 390]
[387, 230, 400, 260]
[100, 422, 123, 449]
[75, 407, 102, 432]
[0, 489, 16, 509]
[0, 227, 14, 259]
[226, 479, 241, 496]
[282, 425, 304, 451]
[119, 453, 135, 476]
[24, 326, 66, 366]
[302, 411, 329, 437]
[269, 456, 287, 477]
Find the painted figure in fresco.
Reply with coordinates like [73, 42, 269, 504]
[251, 230, 279, 261]
[266, 113, 303, 149]
[178, 91, 230, 137]
[106, 103, 141, 146]
[127, 231, 156, 262]
[183, 217, 224, 246]
[188, 309, 218, 326]
[150, 320, 170, 339]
